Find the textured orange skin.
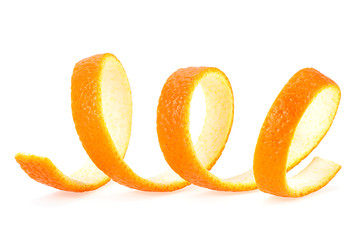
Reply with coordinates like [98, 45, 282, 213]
[14, 55, 111, 192]
[253, 68, 341, 197]
[15, 147, 110, 192]
[16, 155, 75, 191]
[15, 53, 341, 196]
[157, 67, 219, 172]
[157, 67, 217, 175]
[71, 54, 191, 191]
[15, 154, 109, 192]
[157, 67, 256, 191]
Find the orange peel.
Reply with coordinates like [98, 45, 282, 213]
[14, 55, 117, 192]
[253, 68, 341, 197]
[17, 54, 229, 192]
[70, 53, 199, 191]
[157, 67, 256, 191]
[16, 53, 342, 197]
[15, 154, 110, 192]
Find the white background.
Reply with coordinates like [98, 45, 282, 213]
[1, 0, 363, 239]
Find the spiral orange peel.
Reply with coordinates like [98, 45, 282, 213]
[71, 54, 198, 191]
[16, 54, 228, 192]
[16, 53, 341, 197]
[157, 67, 256, 191]
[253, 68, 341, 197]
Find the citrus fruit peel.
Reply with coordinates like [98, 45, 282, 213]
[15, 53, 342, 197]
[253, 68, 341, 197]
[71, 53, 195, 191]
[15, 154, 110, 192]
[157, 67, 256, 191]
[16, 54, 194, 192]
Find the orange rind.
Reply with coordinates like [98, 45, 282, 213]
[70, 53, 197, 191]
[157, 67, 256, 191]
[16, 56, 234, 192]
[158, 67, 341, 195]
[253, 68, 341, 197]
[16, 54, 193, 192]
[16, 53, 341, 197]
[15, 154, 110, 192]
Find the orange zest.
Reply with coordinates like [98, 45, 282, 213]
[253, 68, 341, 197]
[157, 67, 256, 191]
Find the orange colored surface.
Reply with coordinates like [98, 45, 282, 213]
[70, 53, 197, 191]
[253, 68, 341, 197]
[157, 67, 255, 191]
[16, 54, 341, 197]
